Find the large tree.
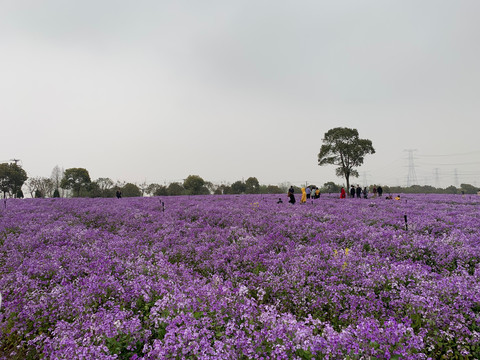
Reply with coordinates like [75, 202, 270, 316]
[318, 127, 375, 190]
[167, 182, 185, 196]
[183, 175, 208, 195]
[0, 163, 28, 198]
[60, 168, 91, 197]
[231, 180, 246, 194]
[245, 177, 260, 194]
[122, 183, 142, 197]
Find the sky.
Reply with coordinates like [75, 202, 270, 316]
[1, 1, 480, 189]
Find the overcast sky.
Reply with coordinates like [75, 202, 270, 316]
[1, 1, 479, 188]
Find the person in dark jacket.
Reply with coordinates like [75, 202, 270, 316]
[350, 185, 356, 198]
[288, 192, 296, 204]
[377, 185, 383, 197]
[356, 185, 362, 198]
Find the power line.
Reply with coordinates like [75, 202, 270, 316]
[419, 150, 480, 157]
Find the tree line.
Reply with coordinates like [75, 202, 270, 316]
[0, 164, 289, 198]
[1, 162, 477, 199]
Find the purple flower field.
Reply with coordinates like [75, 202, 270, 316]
[1, 194, 480, 359]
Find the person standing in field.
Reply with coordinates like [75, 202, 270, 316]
[350, 185, 356, 198]
[363, 187, 368, 199]
[305, 186, 311, 199]
[340, 187, 346, 199]
[288, 192, 296, 204]
[372, 185, 377, 198]
[377, 185, 383, 198]
[356, 185, 362, 198]
[300, 188, 307, 204]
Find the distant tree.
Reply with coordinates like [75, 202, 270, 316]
[146, 183, 158, 196]
[414, 185, 437, 194]
[318, 127, 375, 190]
[38, 178, 55, 197]
[322, 181, 342, 193]
[86, 182, 102, 198]
[51, 165, 64, 197]
[444, 185, 458, 194]
[146, 183, 163, 196]
[216, 184, 232, 195]
[167, 182, 185, 196]
[183, 175, 208, 195]
[60, 168, 91, 197]
[245, 177, 260, 194]
[94, 177, 115, 197]
[153, 185, 168, 196]
[460, 183, 478, 194]
[25, 177, 37, 198]
[0, 163, 28, 198]
[261, 185, 283, 194]
[231, 180, 246, 194]
[122, 183, 141, 197]
[278, 182, 290, 194]
[138, 181, 149, 197]
[26, 177, 54, 198]
[382, 185, 391, 194]
[96, 177, 114, 191]
[204, 181, 217, 194]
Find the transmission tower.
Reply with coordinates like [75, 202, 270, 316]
[404, 149, 418, 187]
[434, 168, 440, 188]
[454, 168, 459, 187]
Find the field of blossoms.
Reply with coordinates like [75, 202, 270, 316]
[1, 193, 480, 359]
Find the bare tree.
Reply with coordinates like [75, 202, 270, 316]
[25, 177, 39, 198]
[38, 178, 55, 197]
[51, 165, 65, 197]
[96, 177, 114, 191]
[26, 177, 54, 197]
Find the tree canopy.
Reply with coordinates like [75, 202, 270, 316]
[0, 163, 28, 198]
[122, 183, 141, 197]
[245, 177, 260, 194]
[183, 175, 208, 195]
[60, 168, 91, 197]
[167, 182, 185, 196]
[318, 127, 375, 189]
